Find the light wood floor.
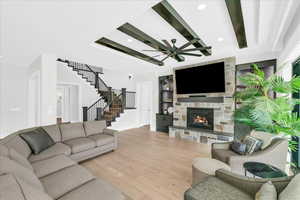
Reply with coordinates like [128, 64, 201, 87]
[82, 126, 211, 200]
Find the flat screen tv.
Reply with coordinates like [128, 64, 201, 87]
[175, 62, 225, 94]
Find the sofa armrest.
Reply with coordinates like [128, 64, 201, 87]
[103, 128, 118, 136]
[103, 128, 118, 149]
[212, 142, 232, 150]
[215, 169, 292, 197]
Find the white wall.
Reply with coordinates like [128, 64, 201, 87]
[101, 68, 136, 91]
[0, 65, 28, 137]
[28, 54, 57, 126]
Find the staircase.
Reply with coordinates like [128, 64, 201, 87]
[57, 58, 126, 126]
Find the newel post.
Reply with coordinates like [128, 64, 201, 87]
[82, 106, 88, 121]
[121, 88, 126, 112]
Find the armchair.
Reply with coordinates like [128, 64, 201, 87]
[185, 169, 293, 200]
[211, 138, 288, 175]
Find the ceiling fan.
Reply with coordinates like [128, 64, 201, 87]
[143, 38, 211, 62]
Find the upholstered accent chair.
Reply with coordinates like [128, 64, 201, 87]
[211, 138, 288, 175]
[185, 169, 294, 200]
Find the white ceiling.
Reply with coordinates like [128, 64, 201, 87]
[0, 0, 299, 75]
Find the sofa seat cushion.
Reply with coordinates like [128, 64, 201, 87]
[83, 120, 106, 136]
[64, 138, 96, 154]
[29, 143, 71, 163]
[40, 165, 95, 199]
[58, 179, 128, 200]
[32, 155, 76, 178]
[185, 176, 252, 200]
[88, 134, 114, 147]
[0, 173, 53, 200]
[212, 149, 239, 164]
[0, 156, 44, 191]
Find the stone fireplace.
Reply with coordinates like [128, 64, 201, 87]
[187, 108, 214, 130]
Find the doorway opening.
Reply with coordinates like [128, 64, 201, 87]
[56, 84, 80, 123]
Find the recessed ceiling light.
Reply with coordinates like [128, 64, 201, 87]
[127, 38, 133, 42]
[217, 37, 224, 42]
[197, 4, 207, 10]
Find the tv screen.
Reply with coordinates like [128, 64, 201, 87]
[175, 62, 225, 94]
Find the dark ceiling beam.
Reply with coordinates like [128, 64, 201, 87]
[152, 0, 211, 56]
[225, 0, 248, 48]
[117, 23, 177, 58]
[95, 37, 164, 66]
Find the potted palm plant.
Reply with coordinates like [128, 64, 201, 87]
[234, 64, 300, 153]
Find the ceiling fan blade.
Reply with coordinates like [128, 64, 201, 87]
[162, 40, 172, 48]
[142, 50, 167, 52]
[152, 55, 163, 58]
[178, 38, 200, 50]
[179, 47, 212, 53]
[161, 54, 172, 62]
[180, 53, 202, 57]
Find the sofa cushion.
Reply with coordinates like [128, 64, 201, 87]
[89, 134, 114, 147]
[60, 122, 86, 141]
[279, 173, 300, 200]
[0, 143, 9, 156]
[58, 179, 127, 200]
[40, 165, 95, 199]
[185, 176, 252, 200]
[255, 181, 277, 200]
[251, 130, 276, 150]
[83, 120, 106, 136]
[10, 148, 34, 170]
[29, 143, 71, 163]
[43, 125, 62, 142]
[20, 127, 55, 154]
[0, 156, 44, 191]
[2, 132, 32, 158]
[32, 155, 76, 178]
[0, 173, 53, 200]
[0, 144, 33, 170]
[64, 138, 96, 154]
[212, 149, 239, 164]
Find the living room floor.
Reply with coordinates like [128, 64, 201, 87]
[82, 126, 211, 200]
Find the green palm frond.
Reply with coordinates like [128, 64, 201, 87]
[290, 76, 300, 92]
[252, 64, 265, 79]
[234, 64, 300, 152]
[234, 87, 261, 101]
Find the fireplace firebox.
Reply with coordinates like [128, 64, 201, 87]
[187, 108, 214, 130]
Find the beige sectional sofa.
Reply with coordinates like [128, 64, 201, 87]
[0, 120, 129, 200]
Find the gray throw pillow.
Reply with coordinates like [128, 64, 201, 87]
[255, 181, 277, 200]
[230, 141, 247, 155]
[20, 128, 55, 154]
[243, 135, 263, 154]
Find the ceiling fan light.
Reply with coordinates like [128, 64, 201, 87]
[197, 4, 207, 10]
[217, 37, 224, 42]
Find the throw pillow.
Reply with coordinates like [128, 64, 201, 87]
[243, 135, 263, 154]
[279, 173, 300, 200]
[230, 141, 247, 155]
[255, 181, 277, 200]
[20, 128, 55, 154]
[251, 130, 276, 149]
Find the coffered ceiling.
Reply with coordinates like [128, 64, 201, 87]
[0, 0, 299, 74]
